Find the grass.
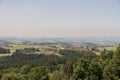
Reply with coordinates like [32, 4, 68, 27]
[105, 47, 116, 51]
[0, 44, 49, 57]
[94, 51, 101, 56]
[0, 53, 12, 57]
[0, 44, 48, 53]
[0, 44, 116, 57]
[98, 47, 116, 51]
[34, 52, 44, 54]
[95, 46, 116, 56]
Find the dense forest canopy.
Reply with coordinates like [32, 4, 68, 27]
[0, 44, 120, 80]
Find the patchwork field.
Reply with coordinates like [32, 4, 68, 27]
[98, 46, 116, 51]
[0, 44, 49, 57]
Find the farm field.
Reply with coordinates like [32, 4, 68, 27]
[0, 53, 12, 57]
[94, 46, 116, 56]
[0, 44, 49, 57]
[97, 46, 116, 51]
[0, 44, 117, 57]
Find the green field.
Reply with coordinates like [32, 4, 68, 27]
[98, 47, 116, 51]
[94, 46, 116, 56]
[0, 53, 12, 57]
[0, 44, 116, 57]
[0, 44, 49, 57]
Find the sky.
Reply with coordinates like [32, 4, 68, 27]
[0, 0, 120, 38]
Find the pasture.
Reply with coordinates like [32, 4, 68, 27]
[0, 44, 49, 57]
[97, 46, 116, 51]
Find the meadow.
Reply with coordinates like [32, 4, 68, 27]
[0, 44, 49, 57]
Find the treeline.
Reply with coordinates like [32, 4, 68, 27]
[14, 48, 40, 54]
[0, 47, 10, 54]
[0, 48, 95, 69]
[0, 45, 120, 80]
[59, 49, 96, 58]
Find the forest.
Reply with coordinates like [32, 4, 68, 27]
[0, 44, 119, 80]
[0, 0, 120, 79]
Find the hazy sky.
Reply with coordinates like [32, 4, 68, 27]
[0, 0, 120, 37]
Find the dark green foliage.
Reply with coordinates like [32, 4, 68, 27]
[88, 62, 102, 80]
[49, 70, 66, 80]
[59, 49, 96, 58]
[0, 45, 120, 80]
[103, 44, 120, 80]
[24, 48, 40, 52]
[101, 51, 113, 60]
[0, 53, 66, 69]
[28, 66, 49, 80]
[20, 65, 31, 74]
[62, 59, 75, 80]
[14, 48, 39, 54]
[59, 50, 81, 56]
[0, 47, 10, 54]
[73, 59, 90, 80]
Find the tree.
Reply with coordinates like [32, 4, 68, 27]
[0, 47, 10, 54]
[88, 62, 102, 80]
[72, 58, 90, 80]
[103, 44, 120, 80]
[28, 66, 49, 80]
[20, 65, 31, 74]
[1, 72, 25, 80]
[49, 70, 66, 80]
[62, 59, 75, 80]
[72, 58, 102, 80]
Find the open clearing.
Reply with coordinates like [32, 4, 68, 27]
[98, 47, 116, 51]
